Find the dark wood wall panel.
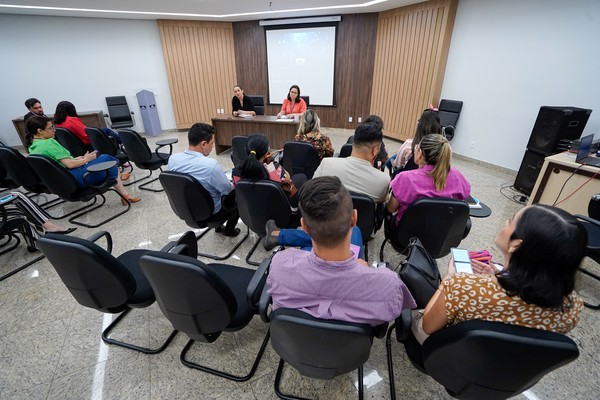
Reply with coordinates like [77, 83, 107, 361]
[233, 14, 378, 129]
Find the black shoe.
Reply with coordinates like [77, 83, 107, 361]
[221, 227, 241, 237]
[261, 220, 279, 251]
[215, 225, 224, 233]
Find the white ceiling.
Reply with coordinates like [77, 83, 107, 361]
[0, 0, 425, 21]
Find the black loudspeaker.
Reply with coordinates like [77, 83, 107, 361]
[527, 106, 592, 155]
[514, 150, 546, 196]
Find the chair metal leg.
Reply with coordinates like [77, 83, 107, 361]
[101, 308, 178, 354]
[0, 233, 21, 256]
[580, 267, 600, 309]
[68, 190, 131, 228]
[0, 254, 45, 282]
[245, 236, 263, 266]
[180, 329, 270, 381]
[197, 226, 250, 260]
[386, 323, 397, 400]
[380, 238, 389, 262]
[138, 175, 164, 192]
[274, 358, 365, 400]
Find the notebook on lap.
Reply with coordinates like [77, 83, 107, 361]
[575, 134, 600, 167]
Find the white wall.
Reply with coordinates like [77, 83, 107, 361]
[0, 15, 176, 146]
[441, 0, 600, 171]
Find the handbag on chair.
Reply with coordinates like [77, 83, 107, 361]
[398, 237, 441, 308]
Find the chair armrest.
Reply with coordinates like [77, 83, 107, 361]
[247, 256, 271, 311]
[463, 216, 472, 239]
[155, 138, 178, 161]
[395, 309, 413, 343]
[258, 283, 272, 323]
[575, 214, 600, 226]
[159, 231, 198, 257]
[87, 231, 113, 253]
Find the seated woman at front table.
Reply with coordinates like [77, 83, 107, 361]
[387, 134, 470, 225]
[54, 100, 121, 146]
[26, 115, 140, 205]
[276, 85, 307, 119]
[293, 109, 333, 160]
[232, 134, 306, 208]
[231, 85, 256, 117]
[413, 204, 586, 344]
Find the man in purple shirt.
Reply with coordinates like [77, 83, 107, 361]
[267, 176, 416, 326]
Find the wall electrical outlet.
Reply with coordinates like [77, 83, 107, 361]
[220, 108, 225, 114]
[216, 108, 220, 114]
[357, 117, 362, 123]
[348, 117, 353, 123]
[470, 141, 476, 148]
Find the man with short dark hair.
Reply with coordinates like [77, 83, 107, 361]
[24, 98, 45, 121]
[267, 176, 415, 326]
[168, 123, 240, 237]
[313, 122, 390, 203]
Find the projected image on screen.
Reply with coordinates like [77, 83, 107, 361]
[266, 26, 336, 106]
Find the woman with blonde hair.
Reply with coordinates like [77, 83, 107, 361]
[387, 134, 470, 224]
[293, 109, 333, 160]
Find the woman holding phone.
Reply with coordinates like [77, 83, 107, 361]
[413, 204, 585, 343]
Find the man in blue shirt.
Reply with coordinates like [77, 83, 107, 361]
[168, 123, 240, 237]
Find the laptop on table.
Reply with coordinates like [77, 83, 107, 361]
[575, 134, 600, 167]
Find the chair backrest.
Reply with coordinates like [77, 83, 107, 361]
[282, 141, 320, 179]
[85, 127, 119, 157]
[37, 233, 137, 313]
[139, 251, 236, 342]
[54, 127, 89, 157]
[106, 96, 134, 129]
[231, 135, 250, 167]
[270, 308, 374, 379]
[438, 99, 463, 141]
[119, 129, 152, 164]
[350, 191, 376, 242]
[235, 179, 297, 236]
[392, 197, 469, 258]
[26, 154, 79, 198]
[339, 143, 353, 158]
[246, 95, 265, 115]
[0, 146, 46, 192]
[421, 320, 579, 399]
[159, 171, 215, 227]
[300, 96, 310, 107]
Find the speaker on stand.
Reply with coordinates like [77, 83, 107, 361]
[514, 106, 592, 196]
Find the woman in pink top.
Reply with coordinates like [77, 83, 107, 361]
[276, 85, 307, 119]
[387, 134, 470, 224]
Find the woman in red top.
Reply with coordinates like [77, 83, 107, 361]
[54, 101, 121, 145]
[276, 85, 307, 119]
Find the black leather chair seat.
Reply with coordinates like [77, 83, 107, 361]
[134, 153, 170, 170]
[117, 249, 155, 307]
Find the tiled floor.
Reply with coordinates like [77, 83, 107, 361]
[1, 128, 599, 399]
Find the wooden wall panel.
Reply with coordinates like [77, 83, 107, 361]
[233, 14, 378, 129]
[158, 20, 237, 129]
[371, 0, 457, 141]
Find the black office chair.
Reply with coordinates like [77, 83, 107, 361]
[386, 310, 580, 400]
[300, 95, 310, 107]
[338, 143, 353, 158]
[118, 129, 175, 192]
[105, 96, 135, 129]
[438, 99, 463, 141]
[260, 288, 384, 400]
[159, 171, 248, 260]
[246, 95, 265, 115]
[36, 231, 182, 354]
[27, 154, 130, 228]
[380, 197, 471, 261]
[235, 179, 300, 265]
[54, 127, 93, 157]
[0, 146, 65, 211]
[230, 135, 250, 167]
[0, 203, 37, 255]
[574, 213, 600, 309]
[350, 191, 383, 262]
[281, 141, 320, 179]
[138, 249, 270, 381]
[85, 127, 132, 180]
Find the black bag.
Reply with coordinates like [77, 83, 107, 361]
[398, 237, 441, 308]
